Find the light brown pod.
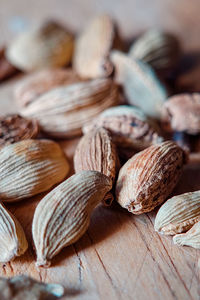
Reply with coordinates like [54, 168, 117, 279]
[73, 15, 115, 79]
[0, 202, 28, 263]
[83, 105, 163, 156]
[74, 128, 119, 184]
[0, 275, 64, 299]
[6, 21, 74, 71]
[110, 50, 167, 119]
[0, 114, 39, 147]
[173, 221, 200, 249]
[155, 190, 200, 235]
[14, 68, 80, 107]
[32, 171, 112, 267]
[162, 93, 200, 134]
[129, 30, 181, 71]
[21, 78, 119, 138]
[116, 141, 185, 214]
[0, 139, 69, 202]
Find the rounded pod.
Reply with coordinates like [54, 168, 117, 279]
[116, 141, 185, 214]
[162, 93, 200, 134]
[129, 30, 181, 71]
[74, 128, 119, 183]
[155, 190, 200, 235]
[110, 50, 167, 119]
[0, 202, 28, 263]
[6, 21, 74, 71]
[73, 15, 115, 79]
[14, 68, 80, 107]
[20, 78, 119, 138]
[0, 114, 39, 147]
[83, 105, 163, 153]
[32, 171, 112, 267]
[0, 139, 69, 202]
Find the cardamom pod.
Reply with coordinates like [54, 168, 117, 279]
[32, 171, 112, 267]
[155, 190, 200, 235]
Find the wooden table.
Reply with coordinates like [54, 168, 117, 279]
[0, 1, 200, 299]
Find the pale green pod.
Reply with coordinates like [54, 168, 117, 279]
[110, 50, 167, 119]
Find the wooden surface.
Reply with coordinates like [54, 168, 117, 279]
[1, 1, 200, 299]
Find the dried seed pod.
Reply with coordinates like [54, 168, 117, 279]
[0, 202, 28, 262]
[116, 141, 185, 214]
[0, 47, 18, 81]
[14, 68, 80, 107]
[0, 114, 39, 147]
[173, 221, 200, 249]
[32, 171, 112, 267]
[162, 93, 200, 134]
[110, 50, 167, 119]
[0, 139, 69, 202]
[73, 15, 115, 79]
[83, 105, 163, 155]
[74, 128, 119, 184]
[129, 30, 181, 71]
[6, 21, 74, 71]
[154, 190, 200, 235]
[21, 78, 119, 138]
[0, 275, 64, 299]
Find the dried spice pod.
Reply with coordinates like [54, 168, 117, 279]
[173, 221, 200, 249]
[6, 21, 74, 71]
[83, 105, 163, 156]
[154, 190, 200, 235]
[162, 93, 200, 134]
[0, 114, 39, 147]
[74, 128, 119, 184]
[110, 50, 167, 119]
[0, 47, 18, 81]
[0, 139, 69, 202]
[73, 15, 115, 79]
[15, 68, 80, 107]
[0, 202, 28, 263]
[0, 275, 64, 299]
[32, 171, 112, 267]
[116, 141, 185, 214]
[21, 78, 119, 138]
[129, 30, 181, 71]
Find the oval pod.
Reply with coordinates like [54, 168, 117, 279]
[0, 202, 28, 262]
[32, 171, 112, 267]
[0, 139, 69, 202]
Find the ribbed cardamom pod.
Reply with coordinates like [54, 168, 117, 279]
[32, 171, 112, 267]
[6, 21, 74, 71]
[129, 30, 181, 71]
[14, 68, 80, 108]
[173, 221, 200, 249]
[116, 141, 185, 214]
[73, 15, 115, 79]
[74, 128, 119, 183]
[110, 50, 167, 119]
[0, 202, 28, 263]
[0, 139, 69, 202]
[155, 190, 200, 235]
[20, 78, 119, 138]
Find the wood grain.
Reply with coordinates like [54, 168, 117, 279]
[0, 1, 200, 299]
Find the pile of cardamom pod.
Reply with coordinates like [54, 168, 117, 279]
[0, 15, 200, 299]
